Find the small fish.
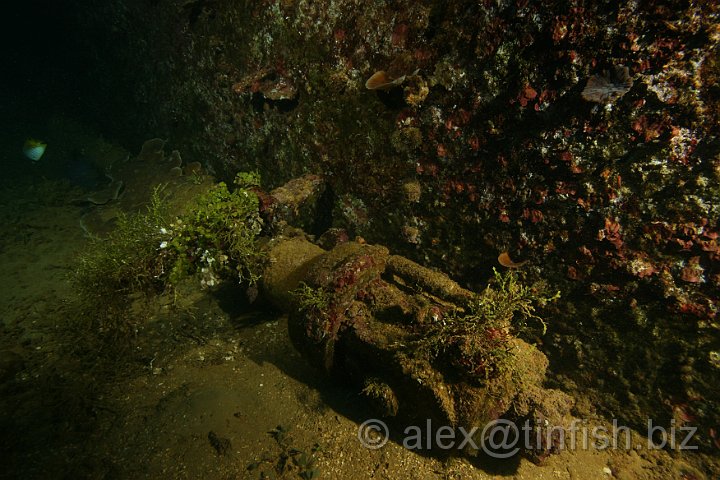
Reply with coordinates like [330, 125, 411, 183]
[365, 69, 420, 90]
[498, 252, 528, 268]
[23, 138, 47, 161]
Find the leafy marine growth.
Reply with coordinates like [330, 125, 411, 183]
[292, 282, 331, 313]
[468, 268, 558, 335]
[160, 172, 265, 288]
[291, 282, 335, 342]
[74, 173, 265, 339]
[422, 269, 560, 382]
[74, 189, 170, 338]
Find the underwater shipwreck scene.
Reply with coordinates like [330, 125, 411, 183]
[1, 0, 720, 479]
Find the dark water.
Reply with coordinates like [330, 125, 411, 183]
[62, 156, 109, 189]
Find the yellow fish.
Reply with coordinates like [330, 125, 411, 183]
[23, 138, 47, 161]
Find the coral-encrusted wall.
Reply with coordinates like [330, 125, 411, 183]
[78, 0, 719, 448]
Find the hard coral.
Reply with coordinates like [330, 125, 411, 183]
[581, 65, 633, 104]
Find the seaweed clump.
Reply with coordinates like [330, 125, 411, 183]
[421, 269, 559, 382]
[73, 188, 170, 338]
[73, 173, 265, 340]
[292, 282, 331, 316]
[160, 172, 265, 287]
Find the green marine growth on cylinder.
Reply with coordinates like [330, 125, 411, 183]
[291, 282, 335, 342]
[422, 269, 560, 383]
[73, 172, 265, 338]
[292, 282, 331, 313]
[361, 377, 400, 417]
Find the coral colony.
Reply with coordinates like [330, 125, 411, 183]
[581, 65, 634, 104]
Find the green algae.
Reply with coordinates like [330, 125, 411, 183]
[419, 269, 559, 382]
[292, 282, 331, 313]
[73, 187, 170, 338]
[164, 172, 265, 287]
[73, 174, 265, 339]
